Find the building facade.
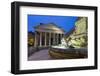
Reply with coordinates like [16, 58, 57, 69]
[28, 32, 35, 46]
[65, 17, 88, 48]
[34, 23, 65, 47]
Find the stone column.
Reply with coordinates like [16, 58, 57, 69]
[56, 34, 58, 45]
[53, 33, 55, 45]
[49, 32, 51, 46]
[34, 32, 37, 47]
[56, 34, 57, 44]
[45, 32, 47, 47]
[40, 32, 42, 47]
[60, 33, 62, 44]
[59, 34, 60, 44]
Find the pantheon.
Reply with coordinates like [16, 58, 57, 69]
[33, 23, 65, 47]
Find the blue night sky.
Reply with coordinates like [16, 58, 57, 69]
[28, 15, 78, 33]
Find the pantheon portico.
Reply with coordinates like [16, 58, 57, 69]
[34, 23, 65, 47]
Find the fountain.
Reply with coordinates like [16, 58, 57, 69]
[49, 37, 87, 59]
[51, 38, 68, 49]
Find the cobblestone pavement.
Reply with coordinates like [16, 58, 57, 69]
[28, 49, 52, 61]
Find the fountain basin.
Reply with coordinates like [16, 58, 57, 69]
[49, 47, 87, 59]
